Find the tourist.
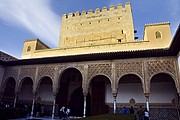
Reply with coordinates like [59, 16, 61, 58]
[129, 106, 135, 115]
[59, 106, 66, 119]
[66, 107, 70, 116]
[137, 106, 144, 120]
[144, 108, 149, 120]
[122, 106, 128, 114]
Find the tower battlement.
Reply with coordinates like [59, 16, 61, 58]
[62, 2, 131, 19]
[59, 2, 134, 48]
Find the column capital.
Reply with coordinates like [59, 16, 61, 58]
[83, 92, 88, 97]
[32, 92, 37, 97]
[144, 93, 150, 97]
[112, 93, 117, 97]
[52, 92, 57, 96]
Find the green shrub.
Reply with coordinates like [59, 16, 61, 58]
[74, 113, 136, 120]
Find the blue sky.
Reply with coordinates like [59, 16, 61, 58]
[0, 0, 179, 59]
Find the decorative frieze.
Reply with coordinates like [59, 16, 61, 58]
[147, 60, 176, 78]
[19, 67, 36, 80]
[3, 67, 18, 81]
[88, 63, 112, 80]
[115, 61, 143, 79]
[37, 66, 56, 81]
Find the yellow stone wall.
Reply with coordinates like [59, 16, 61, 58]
[59, 2, 134, 48]
[21, 2, 172, 59]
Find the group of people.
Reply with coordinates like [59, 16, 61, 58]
[122, 106, 149, 120]
[59, 106, 70, 120]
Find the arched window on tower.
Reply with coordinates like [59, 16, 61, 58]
[27, 46, 31, 52]
[155, 31, 162, 39]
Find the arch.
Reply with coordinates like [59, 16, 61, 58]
[149, 72, 178, 86]
[2, 77, 16, 103]
[18, 77, 33, 92]
[1, 77, 16, 91]
[117, 73, 144, 86]
[155, 31, 162, 39]
[58, 67, 84, 86]
[117, 73, 145, 104]
[89, 75, 111, 115]
[18, 77, 33, 104]
[87, 74, 112, 89]
[149, 73, 177, 104]
[36, 76, 53, 92]
[57, 67, 83, 116]
[27, 46, 31, 52]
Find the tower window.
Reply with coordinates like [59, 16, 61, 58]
[155, 31, 162, 39]
[118, 39, 122, 43]
[27, 46, 31, 52]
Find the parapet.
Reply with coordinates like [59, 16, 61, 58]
[62, 2, 131, 19]
[145, 22, 170, 27]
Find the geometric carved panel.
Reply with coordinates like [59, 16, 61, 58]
[19, 67, 36, 80]
[116, 61, 143, 79]
[37, 66, 56, 81]
[147, 60, 175, 78]
[88, 63, 112, 80]
[3, 68, 18, 81]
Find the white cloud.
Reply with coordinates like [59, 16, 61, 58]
[0, 0, 60, 47]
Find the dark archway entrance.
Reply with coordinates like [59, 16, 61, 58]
[2, 77, 16, 104]
[36, 76, 53, 116]
[90, 75, 111, 115]
[18, 77, 33, 104]
[56, 68, 83, 117]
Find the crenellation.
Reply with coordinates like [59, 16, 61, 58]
[110, 5, 115, 10]
[95, 8, 100, 14]
[102, 6, 108, 12]
[63, 4, 131, 19]
[68, 13, 74, 18]
[88, 9, 93, 14]
[82, 10, 86, 15]
[117, 4, 123, 9]
[125, 2, 131, 7]
[75, 11, 80, 16]
[62, 14, 67, 19]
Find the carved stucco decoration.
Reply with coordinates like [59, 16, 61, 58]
[58, 64, 84, 77]
[1, 67, 18, 91]
[145, 59, 178, 94]
[87, 63, 112, 81]
[116, 61, 143, 80]
[37, 66, 56, 81]
[19, 67, 36, 81]
[3, 67, 18, 82]
[147, 60, 176, 80]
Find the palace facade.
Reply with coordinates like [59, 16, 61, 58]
[0, 2, 180, 119]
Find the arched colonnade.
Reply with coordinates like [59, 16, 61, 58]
[0, 58, 179, 118]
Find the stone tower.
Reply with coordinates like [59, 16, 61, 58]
[59, 2, 135, 48]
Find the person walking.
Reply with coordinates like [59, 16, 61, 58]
[144, 108, 149, 120]
[137, 106, 144, 120]
[129, 106, 135, 115]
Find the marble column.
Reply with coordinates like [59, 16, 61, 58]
[83, 93, 87, 117]
[113, 93, 117, 113]
[13, 92, 19, 108]
[31, 92, 37, 117]
[145, 93, 150, 111]
[52, 94, 56, 119]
